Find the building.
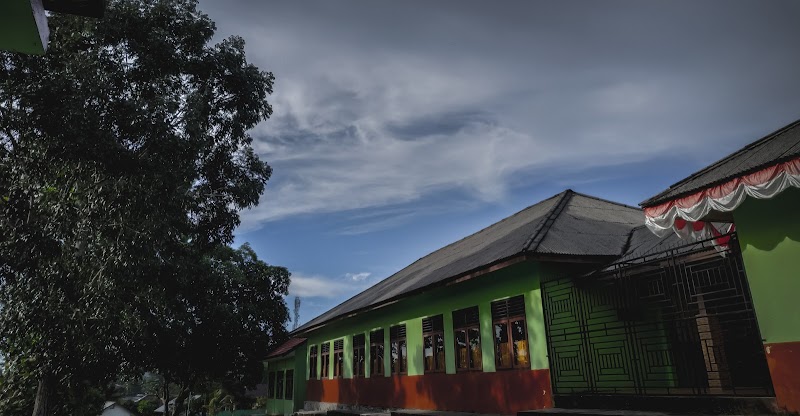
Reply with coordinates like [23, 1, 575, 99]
[287, 191, 644, 415]
[99, 401, 137, 416]
[266, 117, 799, 415]
[641, 117, 800, 413]
[0, 0, 104, 54]
[263, 337, 308, 415]
[154, 395, 201, 414]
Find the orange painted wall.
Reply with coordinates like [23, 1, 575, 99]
[306, 369, 552, 415]
[765, 341, 800, 414]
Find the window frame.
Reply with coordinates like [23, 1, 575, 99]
[333, 339, 344, 378]
[267, 371, 276, 398]
[320, 342, 331, 378]
[276, 370, 285, 399]
[453, 306, 482, 372]
[390, 324, 407, 375]
[353, 333, 366, 377]
[285, 369, 294, 399]
[308, 345, 318, 379]
[370, 329, 385, 376]
[491, 295, 529, 370]
[422, 315, 446, 373]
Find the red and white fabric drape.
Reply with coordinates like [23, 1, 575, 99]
[672, 218, 735, 251]
[644, 157, 800, 238]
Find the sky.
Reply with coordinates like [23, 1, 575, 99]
[196, 0, 800, 327]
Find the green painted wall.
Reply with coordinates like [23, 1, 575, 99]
[734, 187, 800, 344]
[293, 346, 307, 412]
[264, 346, 307, 415]
[302, 261, 548, 382]
[0, 0, 48, 54]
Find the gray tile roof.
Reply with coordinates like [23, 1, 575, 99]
[642, 117, 800, 207]
[294, 190, 643, 334]
[597, 224, 728, 272]
[610, 226, 691, 266]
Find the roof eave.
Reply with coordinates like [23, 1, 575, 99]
[43, 0, 105, 18]
[291, 251, 616, 336]
[641, 154, 800, 208]
[292, 253, 532, 336]
[266, 350, 296, 361]
[641, 118, 800, 208]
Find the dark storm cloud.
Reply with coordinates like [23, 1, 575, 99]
[384, 111, 494, 140]
[197, 0, 800, 230]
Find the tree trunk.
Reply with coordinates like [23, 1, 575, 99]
[31, 371, 53, 416]
[171, 386, 189, 416]
[163, 375, 170, 416]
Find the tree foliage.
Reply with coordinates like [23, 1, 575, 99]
[138, 399, 158, 416]
[145, 244, 289, 415]
[0, 0, 286, 414]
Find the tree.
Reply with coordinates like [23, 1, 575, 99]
[0, 0, 278, 414]
[145, 244, 289, 416]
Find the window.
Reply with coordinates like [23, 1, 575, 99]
[370, 329, 384, 376]
[321, 342, 330, 378]
[309, 345, 318, 379]
[453, 306, 482, 371]
[267, 371, 276, 398]
[333, 339, 344, 378]
[353, 334, 366, 377]
[276, 370, 285, 399]
[390, 324, 407, 375]
[285, 370, 294, 399]
[491, 295, 529, 369]
[422, 315, 446, 372]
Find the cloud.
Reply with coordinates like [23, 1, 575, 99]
[288, 274, 351, 298]
[335, 213, 417, 236]
[345, 272, 371, 282]
[197, 1, 800, 233]
[289, 272, 374, 299]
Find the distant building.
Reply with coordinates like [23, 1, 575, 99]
[99, 401, 136, 416]
[154, 395, 201, 414]
[262, 337, 308, 415]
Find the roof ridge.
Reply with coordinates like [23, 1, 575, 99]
[390, 191, 565, 268]
[641, 116, 800, 207]
[618, 225, 637, 256]
[522, 189, 574, 253]
[569, 191, 643, 211]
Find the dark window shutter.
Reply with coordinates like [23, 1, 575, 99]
[453, 306, 480, 328]
[390, 324, 406, 339]
[491, 295, 526, 319]
[334, 339, 344, 351]
[422, 315, 444, 333]
[353, 333, 365, 347]
[321, 343, 330, 353]
[370, 329, 384, 343]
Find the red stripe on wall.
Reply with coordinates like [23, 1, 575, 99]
[765, 341, 800, 414]
[306, 369, 552, 415]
